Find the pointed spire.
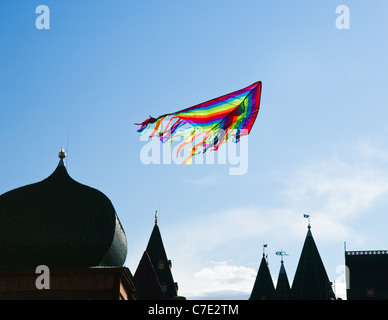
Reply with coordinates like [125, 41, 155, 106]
[275, 250, 291, 300]
[250, 244, 275, 300]
[155, 210, 158, 225]
[291, 224, 336, 300]
[145, 216, 179, 298]
[307, 225, 312, 237]
[279, 260, 287, 274]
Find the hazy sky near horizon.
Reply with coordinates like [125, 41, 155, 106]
[1, 1, 388, 299]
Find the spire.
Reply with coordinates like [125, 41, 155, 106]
[274, 250, 291, 300]
[249, 245, 275, 300]
[58, 147, 66, 167]
[145, 217, 179, 298]
[291, 224, 336, 300]
[155, 210, 158, 225]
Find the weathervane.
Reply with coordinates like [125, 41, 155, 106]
[262, 243, 268, 263]
[275, 250, 289, 263]
[303, 214, 312, 228]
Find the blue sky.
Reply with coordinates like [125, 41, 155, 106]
[1, 1, 388, 299]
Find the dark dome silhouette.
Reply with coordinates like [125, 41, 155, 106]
[0, 148, 127, 270]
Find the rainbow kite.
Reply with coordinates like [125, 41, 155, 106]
[136, 81, 262, 164]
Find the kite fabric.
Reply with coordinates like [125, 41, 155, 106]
[136, 81, 262, 164]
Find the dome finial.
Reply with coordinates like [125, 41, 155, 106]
[59, 147, 66, 160]
[155, 210, 158, 225]
[58, 147, 66, 167]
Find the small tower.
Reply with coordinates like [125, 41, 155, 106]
[274, 250, 291, 300]
[135, 211, 184, 299]
[291, 217, 336, 300]
[249, 244, 275, 300]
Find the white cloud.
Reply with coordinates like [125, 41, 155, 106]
[332, 264, 348, 300]
[178, 261, 257, 299]
[358, 139, 388, 161]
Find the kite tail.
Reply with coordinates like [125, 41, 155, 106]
[136, 115, 189, 142]
[183, 131, 211, 164]
[158, 117, 187, 143]
[175, 127, 233, 164]
[174, 130, 206, 165]
[135, 116, 158, 134]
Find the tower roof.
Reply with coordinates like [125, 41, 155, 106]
[144, 214, 178, 298]
[249, 254, 275, 300]
[274, 260, 291, 300]
[0, 149, 127, 269]
[291, 226, 335, 300]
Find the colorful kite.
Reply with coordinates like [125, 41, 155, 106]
[136, 81, 262, 164]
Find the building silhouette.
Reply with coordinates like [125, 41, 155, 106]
[291, 224, 335, 300]
[345, 250, 388, 300]
[274, 253, 291, 300]
[0, 149, 182, 300]
[249, 250, 275, 300]
[3, 149, 387, 300]
[250, 224, 336, 300]
[134, 211, 184, 300]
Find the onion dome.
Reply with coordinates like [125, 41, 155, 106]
[0, 148, 127, 270]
